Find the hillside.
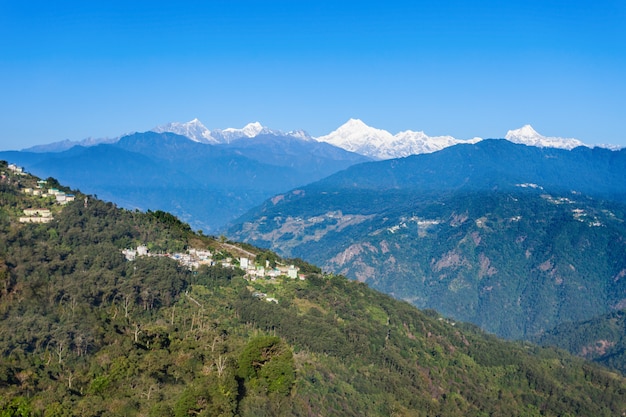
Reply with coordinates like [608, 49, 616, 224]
[228, 140, 626, 340]
[536, 310, 626, 374]
[2, 161, 626, 416]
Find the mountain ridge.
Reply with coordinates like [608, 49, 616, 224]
[228, 139, 626, 340]
[19, 118, 618, 160]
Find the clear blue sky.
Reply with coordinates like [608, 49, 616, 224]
[1, 0, 625, 150]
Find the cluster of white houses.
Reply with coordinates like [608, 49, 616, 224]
[19, 208, 53, 224]
[17, 176, 76, 223]
[122, 245, 303, 280]
[240, 257, 302, 280]
[22, 180, 76, 204]
[122, 245, 214, 270]
[7, 164, 25, 175]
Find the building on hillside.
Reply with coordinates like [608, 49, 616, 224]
[8, 164, 23, 173]
[54, 193, 75, 204]
[265, 268, 281, 278]
[23, 208, 52, 217]
[122, 248, 137, 261]
[189, 249, 212, 260]
[20, 208, 53, 223]
[19, 216, 53, 223]
[240, 257, 250, 270]
[287, 265, 298, 279]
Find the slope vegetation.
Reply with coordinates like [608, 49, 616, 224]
[2, 161, 626, 416]
[229, 141, 626, 339]
[536, 310, 626, 374]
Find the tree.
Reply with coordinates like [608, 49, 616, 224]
[237, 336, 295, 396]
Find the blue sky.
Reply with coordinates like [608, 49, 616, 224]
[1, 0, 625, 150]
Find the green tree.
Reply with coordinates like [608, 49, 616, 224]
[238, 336, 295, 396]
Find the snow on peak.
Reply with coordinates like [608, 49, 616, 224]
[316, 119, 481, 159]
[153, 119, 593, 158]
[153, 120, 315, 145]
[509, 124, 540, 139]
[287, 129, 314, 141]
[505, 125, 586, 150]
[153, 119, 217, 144]
[214, 122, 280, 143]
[222, 121, 265, 137]
[316, 119, 395, 158]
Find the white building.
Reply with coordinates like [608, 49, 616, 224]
[240, 257, 250, 270]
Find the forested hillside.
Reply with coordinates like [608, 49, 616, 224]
[229, 140, 626, 340]
[536, 310, 626, 374]
[2, 161, 626, 416]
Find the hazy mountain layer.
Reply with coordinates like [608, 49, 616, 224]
[229, 140, 626, 339]
[1, 131, 369, 232]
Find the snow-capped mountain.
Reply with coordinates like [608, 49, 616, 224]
[315, 119, 396, 159]
[505, 125, 585, 150]
[213, 121, 279, 143]
[315, 118, 481, 160]
[27, 118, 596, 158]
[152, 119, 292, 144]
[152, 118, 216, 144]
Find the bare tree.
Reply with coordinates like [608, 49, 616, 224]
[133, 323, 142, 343]
[56, 341, 65, 365]
[123, 293, 134, 319]
[215, 355, 228, 377]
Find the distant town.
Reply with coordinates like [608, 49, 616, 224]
[122, 244, 304, 281]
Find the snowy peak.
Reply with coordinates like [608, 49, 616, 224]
[215, 121, 275, 143]
[286, 129, 314, 141]
[508, 124, 540, 140]
[315, 119, 395, 158]
[153, 119, 217, 144]
[152, 119, 313, 144]
[316, 120, 592, 159]
[316, 119, 481, 160]
[505, 125, 585, 150]
[327, 119, 394, 143]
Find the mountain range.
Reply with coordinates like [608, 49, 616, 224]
[6, 118, 598, 233]
[2, 130, 369, 231]
[22, 118, 600, 160]
[228, 140, 626, 340]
